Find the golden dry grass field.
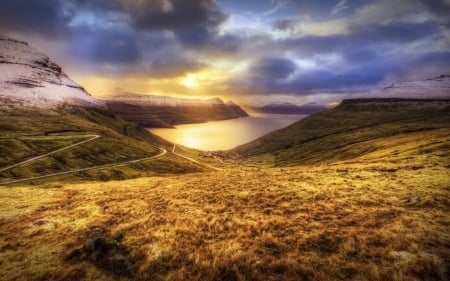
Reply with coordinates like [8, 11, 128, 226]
[0, 156, 448, 280]
[0, 101, 449, 280]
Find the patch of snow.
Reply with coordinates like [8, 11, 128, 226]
[0, 35, 104, 108]
[368, 75, 450, 99]
[106, 92, 225, 107]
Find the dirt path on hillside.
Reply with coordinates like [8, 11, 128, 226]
[0, 146, 167, 185]
[172, 144, 222, 171]
[0, 134, 101, 173]
[0, 136, 222, 186]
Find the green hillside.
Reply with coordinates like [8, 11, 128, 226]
[0, 105, 203, 184]
[235, 99, 450, 166]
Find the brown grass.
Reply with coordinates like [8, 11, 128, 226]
[0, 157, 448, 280]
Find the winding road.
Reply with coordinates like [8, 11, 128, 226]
[0, 134, 168, 185]
[0, 145, 167, 185]
[0, 135, 221, 186]
[172, 144, 222, 171]
[0, 134, 100, 173]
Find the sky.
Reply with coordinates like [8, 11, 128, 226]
[0, 0, 449, 105]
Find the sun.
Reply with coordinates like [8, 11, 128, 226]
[180, 75, 198, 88]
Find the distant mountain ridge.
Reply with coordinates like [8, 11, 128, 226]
[0, 35, 103, 108]
[249, 102, 329, 114]
[104, 92, 248, 128]
[371, 74, 450, 99]
[235, 98, 450, 166]
[106, 92, 225, 107]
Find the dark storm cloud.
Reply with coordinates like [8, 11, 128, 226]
[144, 57, 206, 78]
[0, 0, 71, 37]
[210, 34, 242, 52]
[69, 0, 121, 11]
[404, 51, 450, 76]
[225, 12, 448, 96]
[67, 0, 228, 34]
[0, 0, 229, 65]
[64, 24, 207, 77]
[272, 19, 294, 31]
[349, 22, 442, 44]
[125, 0, 228, 31]
[342, 49, 378, 63]
[175, 27, 243, 52]
[292, 51, 450, 92]
[418, 0, 450, 18]
[239, 49, 450, 95]
[278, 21, 441, 54]
[71, 27, 141, 64]
[68, 26, 208, 78]
[286, 68, 388, 92]
[0, 0, 448, 96]
[251, 58, 297, 80]
[412, 51, 450, 64]
[242, 62, 390, 94]
[175, 26, 214, 47]
[235, 18, 449, 95]
[235, 63, 392, 95]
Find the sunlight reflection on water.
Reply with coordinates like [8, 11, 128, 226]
[149, 113, 307, 150]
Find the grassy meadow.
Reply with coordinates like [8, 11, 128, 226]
[0, 100, 449, 280]
[0, 158, 448, 280]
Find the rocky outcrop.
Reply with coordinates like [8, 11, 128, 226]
[0, 35, 104, 108]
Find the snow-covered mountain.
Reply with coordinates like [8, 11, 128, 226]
[104, 92, 248, 127]
[0, 35, 103, 108]
[371, 75, 450, 99]
[105, 92, 224, 107]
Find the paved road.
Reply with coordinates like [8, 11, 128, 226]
[172, 144, 222, 171]
[0, 134, 101, 173]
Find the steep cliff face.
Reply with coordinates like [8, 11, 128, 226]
[104, 93, 248, 128]
[0, 35, 103, 108]
[106, 93, 225, 107]
[226, 101, 249, 117]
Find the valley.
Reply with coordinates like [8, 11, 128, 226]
[1, 98, 449, 281]
[0, 34, 449, 281]
[0, 139, 448, 281]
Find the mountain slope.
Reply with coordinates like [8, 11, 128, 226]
[104, 92, 248, 128]
[0, 36, 204, 183]
[249, 102, 329, 114]
[1, 142, 448, 280]
[0, 36, 103, 108]
[235, 98, 450, 166]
